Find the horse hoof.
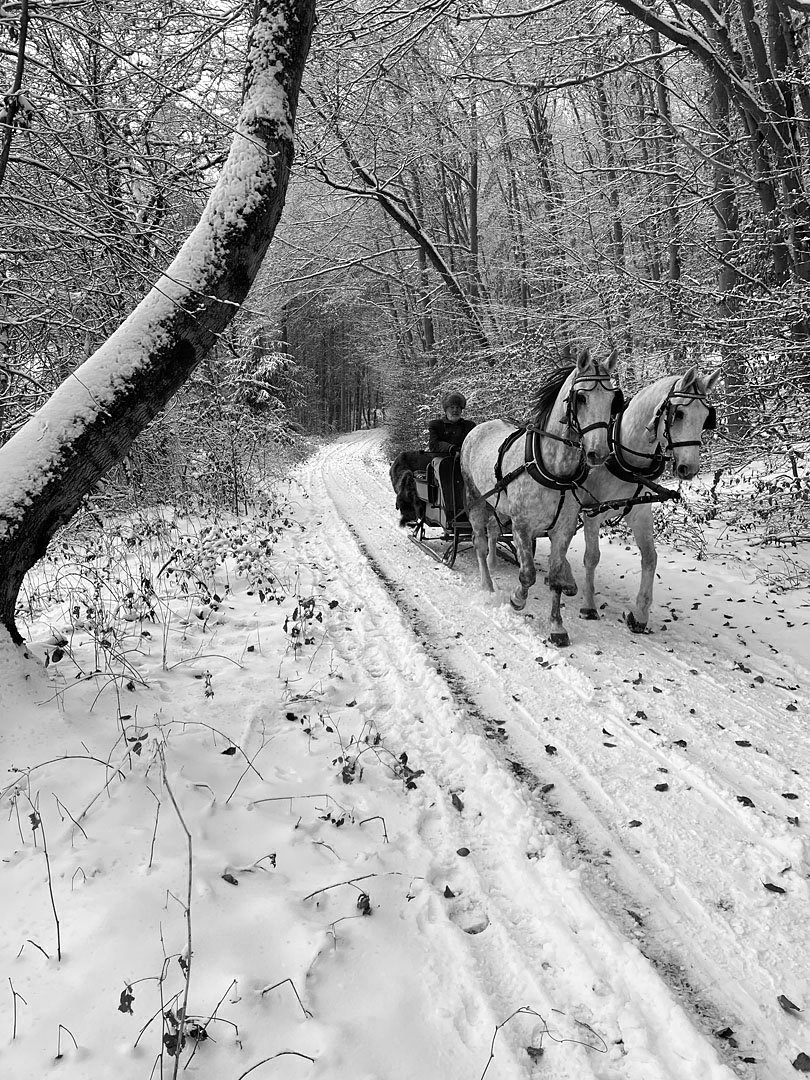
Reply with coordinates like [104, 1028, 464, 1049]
[580, 608, 599, 620]
[562, 582, 578, 597]
[510, 595, 526, 611]
[549, 631, 570, 647]
[625, 612, 647, 634]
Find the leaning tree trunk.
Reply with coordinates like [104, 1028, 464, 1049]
[0, 0, 316, 643]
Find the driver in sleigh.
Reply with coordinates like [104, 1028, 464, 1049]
[390, 390, 476, 527]
[428, 391, 476, 456]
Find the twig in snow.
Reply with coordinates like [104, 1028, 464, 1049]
[160, 754, 193, 1080]
[327, 914, 367, 948]
[479, 1005, 607, 1080]
[250, 792, 351, 818]
[260, 978, 312, 1019]
[182, 979, 238, 1070]
[167, 653, 243, 671]
[53, 794, 88, 843]
[235, 1050, 316, 1079]
[311, 839, 340, 859]
[18, 938, 50, 960]
[9, 790, 25, 844]
[359, 815, 389, 842]
[1, 755, 126, 803]
[56, 1023, 79, 1059]
[252, 853, 276, 870]
[225, 736, 270, 804]
[26, 798, 62, 961]
[134, 988, 178, 1050]
[174, 719, 266, 783]
[8, 978, 26, 1039]
[302, 871, 403, 903]
[147, 786, 161, 869]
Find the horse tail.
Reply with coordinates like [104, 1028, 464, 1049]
[395, 469, 421, 527]
[389, 454, 405, 492]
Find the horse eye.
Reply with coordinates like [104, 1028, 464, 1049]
[576, 392, 587, 407]
[673, 408, 684, 422]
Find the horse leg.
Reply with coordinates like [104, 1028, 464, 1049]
[548, 586, 567, 646]
[486, 515, 499, 573]
[509, 524, 536, 610]
[626, 506, 656, 632]
[469, 501, 495, 593]
[546, 505, 579, 645]
[580, 514, 601, 619]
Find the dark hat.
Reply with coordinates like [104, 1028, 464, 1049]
[442, 391, 466, 411]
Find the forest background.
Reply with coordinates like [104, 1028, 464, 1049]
[0, 0, 808, 552]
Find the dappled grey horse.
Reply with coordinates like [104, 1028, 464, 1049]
[575, 366, 722, 632]
[460, 349, 620, 646]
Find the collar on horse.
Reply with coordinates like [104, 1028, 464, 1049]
[606, 404, 667, 483]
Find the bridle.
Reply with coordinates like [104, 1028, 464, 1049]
[605, 387, 716, 482]
[558, 375, 625, 444]
[647, 391, 716, 452]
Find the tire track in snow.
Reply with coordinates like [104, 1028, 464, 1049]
[299, 443, 741, 1080]
[340, 508, 752, 1072]
[305, 429, 810, 1080]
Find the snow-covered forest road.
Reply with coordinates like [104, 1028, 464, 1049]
[305, 428, 810, 1080]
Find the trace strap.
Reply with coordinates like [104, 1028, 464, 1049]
[577, 475, 681, 520]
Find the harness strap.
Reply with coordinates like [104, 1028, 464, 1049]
[579, 475, 680, 521]
[607, 410, 667, 473]
[524, 426, 589, 490]
[494, 428, 525, 486]
[605, 449, 666, 484]
[463, 416, 587, 521]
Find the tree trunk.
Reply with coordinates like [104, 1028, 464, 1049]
[711, 73, 745, 435]
[594, 76, 634, 366]
[0, 0, 316, 643]
[648, 29, 682, 319]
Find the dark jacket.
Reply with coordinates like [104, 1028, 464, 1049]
[428, 416, 476, 455]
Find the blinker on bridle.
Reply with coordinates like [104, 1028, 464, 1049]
[561, 376, 624, 440]
[646, 390, 716, 452]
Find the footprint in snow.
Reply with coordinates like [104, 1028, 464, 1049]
[444, 891, 490, 935]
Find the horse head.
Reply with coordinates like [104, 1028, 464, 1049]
[645, 365, 722, 479]
[558, 348, 620, 468]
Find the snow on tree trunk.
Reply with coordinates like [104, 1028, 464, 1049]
[0, 0, 316, 644]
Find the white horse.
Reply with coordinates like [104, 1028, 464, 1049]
[575, 365, 722, 632]
[460, 349, 620, 646]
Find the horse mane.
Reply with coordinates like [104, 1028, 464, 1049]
[530, 364, 575, 423]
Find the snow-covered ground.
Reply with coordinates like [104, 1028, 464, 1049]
[1, 428, 808, 1080]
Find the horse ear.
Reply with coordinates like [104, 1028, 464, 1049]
[576, 347, 592, 372]
[675, 365, 698, 392]
[605, 347, 619, 374]
[703, 366, 723, 394]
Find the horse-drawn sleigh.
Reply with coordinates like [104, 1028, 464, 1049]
[391, 451, 518, 567]
[390, 351, 720, 646]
